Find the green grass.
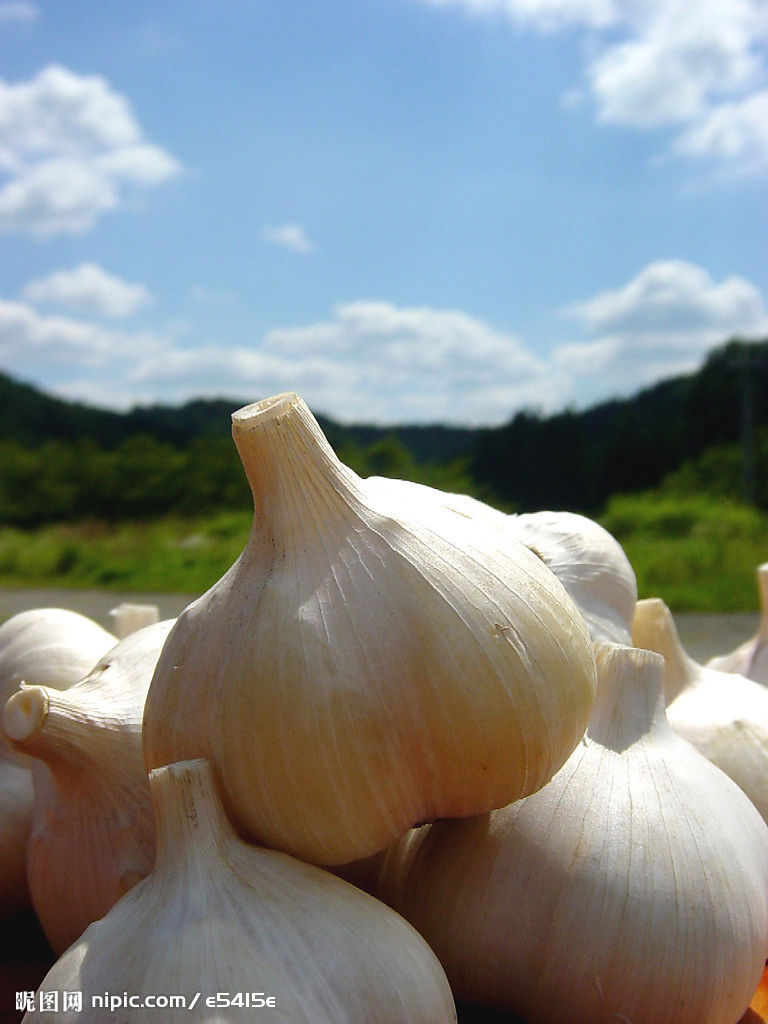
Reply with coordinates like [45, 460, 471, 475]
[0, 512, 252, 596]
[0, 492, 765, 612]
[599, 493, 768, 612]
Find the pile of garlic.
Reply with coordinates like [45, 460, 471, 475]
[2, 390, 767, 1024]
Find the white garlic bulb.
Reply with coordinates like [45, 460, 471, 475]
[143, 392, 597, 866]
[375, 643, 768, 1024]
[0, 608, 117, 915]
[707, 562, 768, 684]
[23, 758, 458, 1024]
[632, 596, 768, 822]
[365, 480, 637, 645]
[3, 620, 175, 953]
[505, 510, 637, 645]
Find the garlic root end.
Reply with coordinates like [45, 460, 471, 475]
[3, 685, 49, 743]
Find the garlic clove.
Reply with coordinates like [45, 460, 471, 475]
[3, 620, 175, 953]
[632, 596, 768, 822]
[0, 608, 117, 916]
[375, 643, 768, 1024]
[108, 602, 160, 640]
[23, 757, 458, 1024]
[143, 393, 597, 866]
[707, 562, 768, 683]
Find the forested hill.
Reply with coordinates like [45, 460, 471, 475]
[0, 372, 481, 462]
[472, 337, 768, 512]
[1, 336, 767, 521]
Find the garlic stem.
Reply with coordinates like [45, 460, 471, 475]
[588, 644, 666, 750]
[232, 393, 364, 526]
[149, 759, 230, 877]
[3, 685, 101, 768]
[631, 597, 696, 703]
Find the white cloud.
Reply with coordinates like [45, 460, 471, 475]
[5, 263, 765, 423]
[261, 223, 314, 253]
[0, 65, 180, 235]
[0, 297, 170, 380]
[22, 264, 152, 318]
[0, 2, 38, 21]
[554, 260, 768, 401]
[566, 260, 767, 334]
[673, 90, 768, 175]
[420, 0, 768, 175]
[124, 301, 560, 423]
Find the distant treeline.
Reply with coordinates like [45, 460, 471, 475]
[1, 337, 767, 527]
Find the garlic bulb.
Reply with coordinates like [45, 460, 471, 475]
[0, 608, 116, 915]
[23, 758, 457, 1024]
[143, 392, 597, 866]
[707, 562, 768, 683]
[632, 596, 768, 822]
[3, 620, 175, 953]
[505, 510, 637, 645]
[375, 643, 768, 1024]
[366, 480, 637, 645]
[108, 602, 160, 640]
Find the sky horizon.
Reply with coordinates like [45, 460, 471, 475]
[1, 0, 767, 427]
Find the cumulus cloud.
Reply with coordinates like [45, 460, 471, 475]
[420, 0, 768, 174]
[261, 223, 314, 253]
[0, 65, 180, 235]
[128, 301, 561, 423]
[554, 260, 768, 401]
[22, 264, 152, 318]
[673, 90, 768, 175]
[0, 297, 170, 382]
[6, 262, 766, 422]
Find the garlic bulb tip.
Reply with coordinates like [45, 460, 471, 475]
[3, 685, 48, 743]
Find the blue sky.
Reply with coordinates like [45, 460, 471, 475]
[1, 0, 767, 425]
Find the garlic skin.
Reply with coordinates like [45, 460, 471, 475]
[707, 562, 768, 684]
[108, 602, 160, 640]
[0, 608, 116, 915]
[143, 393, 597, 866]
[505, 510, 637, 645]
[632, 596, 768, 822]
[23, 758, 457, 1024]
[366, 480, 637, 645]
[375, 644, 768, 1024]
[0, 608, 117, 768]
[3, 620, 175, 953]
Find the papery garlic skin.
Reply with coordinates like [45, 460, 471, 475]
[632, 596, 768, 822]
[708, 563, 768, 684]
[23, 758, 457, 1024]
[0, 608, 116, 914]
[0, 608, 117, 768]
[366, 481, 637, 645]
[3, 620, 174, 953]
[504, 510, 637, 645]
[143, 393, 597, 866]
[375, 644, 768, 1024]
